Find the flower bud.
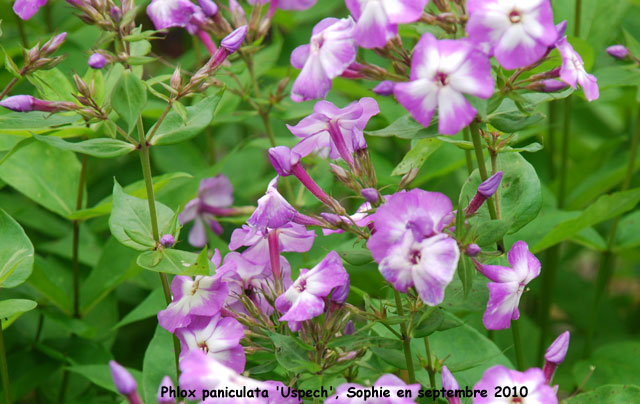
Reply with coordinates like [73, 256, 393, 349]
[466, 244, 481, 257]
[73, 74, 92, 97]
[110, 6, 122, 21]
[157, 376, 175, 404]
[372, 80, 395, 96]
[41, 32, 67, 55]
[198, 0, 218, 16]
[88, 53, 107, 69]
[360, 188, 379, 204]
[529, 79, 569, 93]
[160, 234, 175, 248]
[478, 171, 503, 198]
[221, 25, 247, 54]
[170, 66, 182, 90]
[344, 320, 355, 335]
[606, 45, 629, 60]
[398, 167, 419, 190]
[0, 95, 35, 112]
[543, 331, 570, 384]
[229, 0, 247, 26]
[109, 361, 137, 395]
[330, 163, 350, 183]
[320, 212, 345, 227]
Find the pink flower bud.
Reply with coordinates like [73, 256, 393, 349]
[478, 171, 503, 197]
[221, 25, 247, 53]
[41, 32, 67, 55]
[543, 331, 570, 384]
[110, 6, 122, 21]
[607, 45, 629, 60]
[361, 188, 379, 204]
[372, 80, 395, 96]
[344, 320, 355, 335]
[198, 0, 217, 16]
[160, 234, 175, 247]
[88, 53, 107, 69]
[0, 95, 35, 112]
[466, 244, 481, 257]
[109, 361, 137, 395]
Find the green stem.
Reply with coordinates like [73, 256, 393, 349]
[512, 319, 525, 370]
[137, 117, 181, 377]
[72, 154, 88, 318]
[0, 78, 19, 100]
[463, 128, 474, 174]
[574, 0, 582, 37]
[585, 105, 640, 356]
[423, 337, 436, 391]
[393, 291, 415, 383]
[15, 15, 28, 47]
[558, 99, 571, 209]
[470, 122, 504, 251]
[260, 110, 277, 147]
[548, 102, 558, 180]
[0, 321, 11, 404]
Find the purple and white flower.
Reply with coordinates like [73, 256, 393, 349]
[476, 241, 541, 330]
[394, 33, 494, 135]
[175, 314, 246, 373]
[275, 251, 349, 329]
[328, 374, 420, 403]
[441, 366, 461, 404]
[147, 0, 199, 32]
[179, 175, 234, 248]
[473, 365, 558, 404]
[229, 222, 316, 264]
[248, 177, 296, 232]
[290, 17, 357, 102]
[287, 98, 379, 163]
[345, 0, 428, 49]
[556, 37, 599, 101]
[12, 0, 47, 20]
[157, 275, 228, 333]
[466, 0, 558, 70]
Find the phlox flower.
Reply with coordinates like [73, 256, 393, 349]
[13, 0, 47, 20]
[556, 37, 599, 101]
[345, 0, 428, 48]
[147, 0, 203, 34]
[476, 241, 541, 330]
[229, 222, 316, 264]
[157, 275, 228, 333]
[328, 374, 420, 403]
[290, 17, 357, 102]
[175, 314, 246, 373]
[466, 0, 558, 69]
[179, 175, 234, 247]
[394, 33, 494, 135]
[248, 176, 297, 232]
[473, 365, 557, 404]
[287, 98, 379, 163]
[275, 251, 349, 329]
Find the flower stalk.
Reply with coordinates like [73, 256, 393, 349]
[0, 320, 11, 404]
[512, 319, 525, 370]
[394, 291, 415, 383]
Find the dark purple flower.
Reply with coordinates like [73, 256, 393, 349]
[157, 275, 228, 333]
[88, 53, 107, 69]
[476, 241, 540, 330]
[394, 33, 495, 135]
[543, 331, 570, 383]
[467, 0, 558, 70]
[606, 44, 629, 60]
[179, 175, 234, 248]
[290, 17, 357, 102]
[345, 0, 428, 48]
[275, 251, 349, 328]
[473, 365, 557, 404]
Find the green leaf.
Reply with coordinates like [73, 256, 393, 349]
[412, 307, 444, 338]
[0, 141, 81, 217]
[336, 242, 372, 266]
[142, 325, 177, 404]
[366, 115, 438, 139]
[565, 384, 640, 404]
[33, 134, 136, 158]
[68, 364, 143, 394]
[392, 138, 442, 176]
[0, 299, 37, 329]
[2, 46, 20, 77]
[150, 92, 223, 145]
[0, 209, 35, 288]
[0, 111, 80, 132]
[461, 152, 542, 236]
[269, 333, 320, 373]
[572, 342, 640, 391]
[614, 210, 640, 252]
[108, 180, 177, 251]
[136, 248, 212, 275]
[532, 188, 640, 252]
[69, 172, 191, 220]
[27, 69, 76, 102]
[111, 70, 147, 132]
[113, 289, 165, 329]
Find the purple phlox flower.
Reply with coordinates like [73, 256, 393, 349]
[160, 234, 175, 248]
[367, 189, 459, 305]
[179, 175, 234, 248]
[543, 331, 570, 384]
[157, 275, 228, 333]
[328, 374, 420, 403]
[394, 33, 495, 135]
[441, 366, 460, 404]
[607, 45, 629, 60]
[229, 222, 316, 264]
[331, 275, 350, 304]
[88, 53, 107, 69]
[287, 98, 379, 163]
[556, 37, 599, 101]
[322, 202, 373, 236]
[465, 171, 503, 216]
[290, 17, 357, 102]
[109, 360, 137, 395]
[466, 0, 558, 70]
[345, 0, 428, 49]
[179, 350, 281, 403]
[157, 376, 176, 404]
[13, 0, 47, 20]
[473, 365, 558, 404]
[248, 176, 296, 232]
[147, 0, 199, 31]
[275, 251, 348, 329]
[476, 240, 540, 330]
[175, 313, 246, 373]
[372, 80, 396, 96]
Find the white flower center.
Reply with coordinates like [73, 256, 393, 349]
[509, 9, 522, 23]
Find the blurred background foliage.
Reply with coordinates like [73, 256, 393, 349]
[0, 0, 639, 402]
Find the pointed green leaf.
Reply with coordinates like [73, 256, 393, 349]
[0, 209, 34, 288]
[111, 70, 147, 132]
[33, 134, 136, 158]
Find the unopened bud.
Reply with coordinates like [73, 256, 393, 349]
[478, 171, 503, 197]
[170, 66, 182, 90]
[41, 32, 67, 55]
[529, 79, 569, 93]
[110, 6, 122, 21]
[372, 80, 395, 96]
[320, 212, 345, 227]
[109, 361, 137, 395]
[543, 331, 570, 384]
[160, 234, 175, 248]
[198, 0, 218, 16]
[229, 0, 247, 26]
[344, 320, 355, 335]
[73, 74, 91, 97]
[606, 45, 629, 60]
[221, 25, 247, 53]
[360, 188, 379, 204]
[88, 53, 107, 69]
[330, 163, 350, 183]
[398, 167, 419, 190]
[465, 244, 481, 257]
